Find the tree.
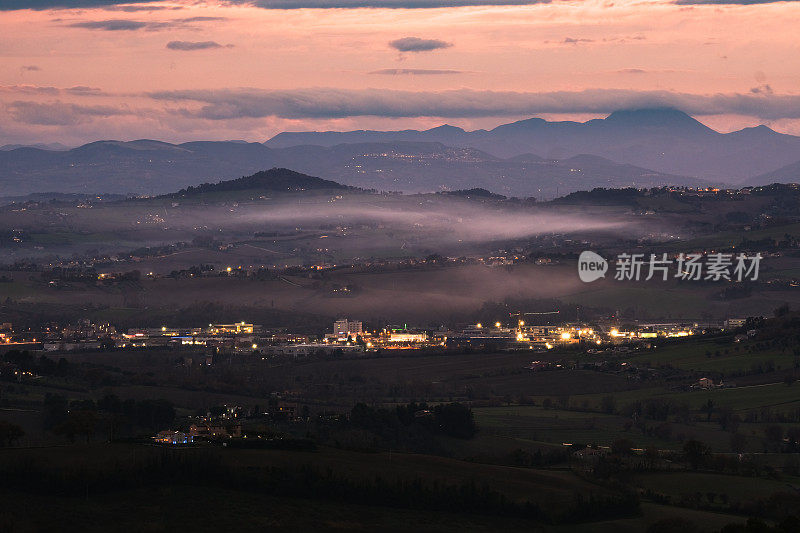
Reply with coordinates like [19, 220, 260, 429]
[0, 419, 24, 447]
[557, 395, 570, 409]
[701, 399, 715, 423]
[787, 427, 800, 447]
[611, 438, 635, 456]
[764, 425, 784, 451]
[646, 517, 698, 533]
[42, 393, 68, 430]
[730, 432, 747, 454]
[600, 395, 616, 414]
[774, 304, 791, 318]
[434, 403, 476, 439]
[718, 406, 740, 432]
[683, 440, 711, 470]
[654, 423, 673, 441]
[54, 410, 97, 443]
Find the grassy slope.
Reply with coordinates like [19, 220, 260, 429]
[0, 444, 749, 533]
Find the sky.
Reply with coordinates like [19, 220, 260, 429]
[0, 0, 799, 146]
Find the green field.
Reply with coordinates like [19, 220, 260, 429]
[621, 337, 799, 375]
[0, 444, 751, 533]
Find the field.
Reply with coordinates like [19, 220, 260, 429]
[0, 443, 750, 533]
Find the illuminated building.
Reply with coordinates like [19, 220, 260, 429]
[333, 318, 363, 338]
[154, 431, 192, 445]
[208, 322, 255, 335]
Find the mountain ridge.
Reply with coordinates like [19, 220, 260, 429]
[2, 108, 797, 198]
[264, 108, 800, 180]
[0, 137, 706, 199]
[165, 167, 350, 197]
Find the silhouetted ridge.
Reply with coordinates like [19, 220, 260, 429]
[442, 188, 506, 199]
[603, 108, 713, 133]
[169, 168, 349, 196]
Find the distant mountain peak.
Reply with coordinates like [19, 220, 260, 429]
[490, 117, 547, 132]
[727, 124, 783, 138]
[426, 124, 464, 133]
[603, 107, 710, 131]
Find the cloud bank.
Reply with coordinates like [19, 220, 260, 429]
[68, 19, 168, 30]
[675, 0, 798, 4]
[2, 0, 796, 9]
[1, 85, 105, 96]
[389, 36, 452, 52]
[148, 87, 800, 121]
[369, 68, 464, 75]
[67, 16, 225, 31]
[167, 41, 230, 51]
[0, 0, 557, 10]
[5, 101, 131, 126]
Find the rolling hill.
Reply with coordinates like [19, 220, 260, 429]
[0, 138, 705, 199]
[166, 167, 349, 197]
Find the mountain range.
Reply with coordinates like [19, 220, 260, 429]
[0, 139, 702, 199]
[267, 109, 800, 182]
[1, 108, 798, 199]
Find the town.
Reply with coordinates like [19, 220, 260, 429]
[0, 314, 731, 357]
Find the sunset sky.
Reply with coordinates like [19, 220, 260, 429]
[1, 0, 799, 146]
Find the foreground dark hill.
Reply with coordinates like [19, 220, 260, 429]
[0, 138, 703, 199]
[267, 108, 800, 181]
[166, 167, 349, 198]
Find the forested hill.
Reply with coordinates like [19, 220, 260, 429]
[166, 168, 350, 197]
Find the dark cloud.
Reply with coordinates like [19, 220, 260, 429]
[64, 85, 104, 95]
[67, 16, 224, 31]
[68, 19, 167, 30]
[167, 41, 230, 51]
[103, 4, 180, 11]
[750, 84, 773, 95]
[20, 65, 41, 72]
[613, 68, 684, 75]
[675, 0, 797, 4]
[562, 37, 593, 44]
[0, 0, 558, 10]
[389, 37, 452, 52]
[247, 0, 554, 5]
[0, 0, 149, 9]
[1, 84, 105, 96]
[176, 16, 227, 22]
[0, 85, 60, 95]
[147, 87, 800, 121]
[369, 68, 464, 75]
[6, 100, 130, 126]
[2, 0, 794, 9]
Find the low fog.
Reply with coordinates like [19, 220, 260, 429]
[235, 198, 627, 243]
[0, 190, 660, 266]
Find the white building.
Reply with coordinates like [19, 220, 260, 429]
[334, 318, 363, 338]
[389, 331, 427, 343]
